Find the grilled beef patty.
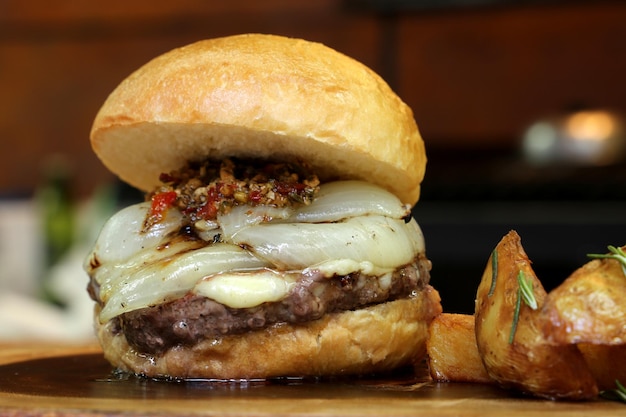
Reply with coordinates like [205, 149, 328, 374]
[114, 256, 431, 353]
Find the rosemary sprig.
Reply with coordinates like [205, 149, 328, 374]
[588, 245, 626, 276]
[509, 270, 538, 344]
[518, 270, 538, 310]
[600, 380, 626, 403]
[509, 286, 522, 344]
[488, 249, 498, 297]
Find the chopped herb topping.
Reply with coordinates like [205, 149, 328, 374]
[147, 158, 320, 226]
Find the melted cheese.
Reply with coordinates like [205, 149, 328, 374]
[305, 259, 389, 278]
[194, 270, 298, 308]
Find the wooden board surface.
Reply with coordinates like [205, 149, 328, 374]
[0, 342, 625, 416]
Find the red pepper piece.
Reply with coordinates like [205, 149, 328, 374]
[148, 191, 177, 224]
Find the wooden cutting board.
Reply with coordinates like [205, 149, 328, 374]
[1, 342, 624, 416]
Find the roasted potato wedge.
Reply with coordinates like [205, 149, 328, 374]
[474, 230, 598, 400]
[578, 343, 626, 391]
[427, 314, 626, 393]
[541, 247, 626, 345]
[426, 313, 491, 383]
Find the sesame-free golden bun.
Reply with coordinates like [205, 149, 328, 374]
[90, 34, 426, 205]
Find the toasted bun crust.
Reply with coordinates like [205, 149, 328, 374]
[90, 34, 426, 205]
[96, 286, 441, 379]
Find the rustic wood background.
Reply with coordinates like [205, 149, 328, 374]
[1, 0, 625, 197]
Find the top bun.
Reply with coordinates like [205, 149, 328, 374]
[91, 34, 426, 205]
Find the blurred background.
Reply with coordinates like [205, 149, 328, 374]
[1, 0, 625, 340]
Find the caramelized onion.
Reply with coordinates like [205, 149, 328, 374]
[291, 181, 411, 223]
[97, 243, 270, 323]
[213, 181, 411, 238]
[229, 216, 425, 271]
[86, 202, 182, 266]
[217, 205, 293, 239]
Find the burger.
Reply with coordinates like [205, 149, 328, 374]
[84, 33, 441, 380]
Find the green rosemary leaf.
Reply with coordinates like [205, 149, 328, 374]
[508, 270, 538, 344]
[508, 286, 522, 344]
[488, 249, 498, 297]
[600, 379, 626, 403]
[616, 380, 626, 401]
[517, 270, 538, 310]
[588, 245, 626, 276]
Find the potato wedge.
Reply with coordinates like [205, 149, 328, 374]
[578, 343, 626, 391]
[541, 247, 626, 345]
[474, 230, 598, 400]
[426, 313, 491, 383]
[427, 314, 626, 393]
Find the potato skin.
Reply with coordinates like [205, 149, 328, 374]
[474, 231, 598, 400]
[426, 313, 491, 384]
[578, 343, 626, 391]
[541, 250, 626, 345]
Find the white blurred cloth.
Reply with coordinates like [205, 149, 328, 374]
[0, 245, 96, 342]
[0, 199, 99, 342]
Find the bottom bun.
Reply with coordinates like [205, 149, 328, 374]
[95, 285, 442, 379]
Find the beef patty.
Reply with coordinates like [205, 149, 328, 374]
[114, 256, 431, 353]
